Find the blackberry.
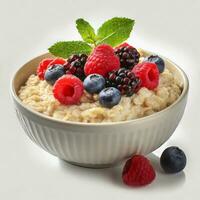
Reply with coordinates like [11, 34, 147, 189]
[115, 46, 140, 69]
[106, 68, 140, 96]
[64, 54, 88, 80]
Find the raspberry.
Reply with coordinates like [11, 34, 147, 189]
[115, 43, 140, 69]
[106, 68, 140, 96]
[132, 62, 159, 90]
[64, 54, 88, 80]
[49, 58, 66, 66]
[122, 155, 156, 187]
[84, 44, 120, 77]
[53, 75, 84, 105]
[37, 58, 53, 80]
[37, 58, 65, 80]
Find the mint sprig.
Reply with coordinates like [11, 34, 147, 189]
[48, 17, 135, 58]
[76, 18, 97, 44]
[48, 41, 92, 58]
[96, 17, 134, 46]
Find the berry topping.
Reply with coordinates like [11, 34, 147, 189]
[99, 87, 121, 108]
[37, 58, 54, 80]
[115, 43, 140, 69]
[132, 62, 159, 90]
[84, 44, 120, 77]
[64, 54, 88, 80]
[160, 146, 186, 174]
[53, 75, 84, 105]
[49, 58, 66, 66]
[106, 68, 140, 96]
[144, 55, 165, 73]
[115, 42, 131, 49]
[83, 74, 105, 94]
[37, 58, 66, 80]
[44, 64, 65, 85]
[122, 155, 156, 187]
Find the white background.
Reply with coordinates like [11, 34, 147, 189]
[0, 0, 200, 199]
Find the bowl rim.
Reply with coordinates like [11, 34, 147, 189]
[10, 49, 189, 127]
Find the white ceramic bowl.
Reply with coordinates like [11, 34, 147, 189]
[10, 50, 189, 168]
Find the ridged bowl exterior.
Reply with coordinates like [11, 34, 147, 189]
[11, 51, 189, 168]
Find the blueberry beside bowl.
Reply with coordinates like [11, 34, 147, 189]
[10, 50, 189, 168]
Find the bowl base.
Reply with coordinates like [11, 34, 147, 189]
[61, 159, 118, 169]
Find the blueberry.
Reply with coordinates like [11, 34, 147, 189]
[83, 74, 105, 94]
[99, 87, 121, 108]
[144, 55, 165, 73]
[44, 64, 65, 85]
[160, 146, 186, 173]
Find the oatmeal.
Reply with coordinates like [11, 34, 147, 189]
[18, 67, 182, 123]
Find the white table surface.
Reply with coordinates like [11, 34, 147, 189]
[1, 0, 200, 199]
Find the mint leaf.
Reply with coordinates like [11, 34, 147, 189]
[76, 18, 96, 44]
[96, 17, 134, 47]
[48, 41, 92, 58]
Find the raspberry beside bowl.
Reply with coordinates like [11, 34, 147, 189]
[10, 50, 189, 168]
